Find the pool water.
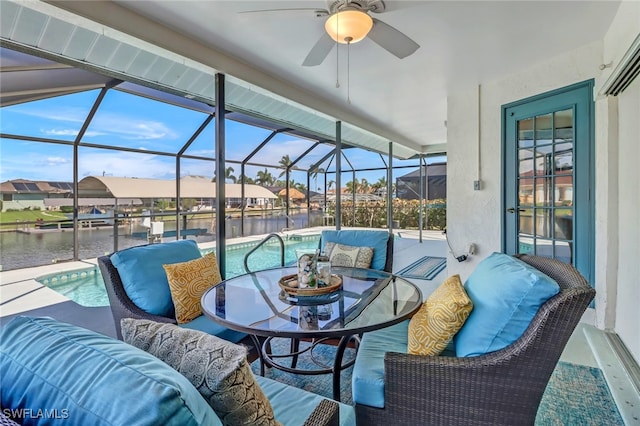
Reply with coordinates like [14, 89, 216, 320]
[37, 268, 107, 307]
[36, 235, 320, 307]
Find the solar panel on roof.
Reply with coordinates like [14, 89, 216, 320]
[25, 183, 39, 191]
[13, 183, 28, 191]
[49, 182, 73, 190]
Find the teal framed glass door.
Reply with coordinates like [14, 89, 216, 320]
[503, 80, 594, 285]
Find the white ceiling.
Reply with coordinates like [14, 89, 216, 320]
[27, 1, 624, 153]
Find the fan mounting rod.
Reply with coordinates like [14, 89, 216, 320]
[327, 0, 386, 14]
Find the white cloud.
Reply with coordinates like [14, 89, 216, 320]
[1, 149, 175, 182]
[182, 148, 215, 157]
[1, 154, 73, 181]
[91, 113, 177, 141]
[46, 157, 69, 166]
[42, 129, 78, 136]
[78, 151, 175, 179]
[42, 129, 106, 137]
[13, 106, 178, 142]
[13, 106, 88, 123]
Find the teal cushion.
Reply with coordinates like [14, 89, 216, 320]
[454, 252, 560, 357]
[0, 316, 220, 426]
[180, 314, 247, 343]
[111, 240, 202, 317]
[321, 230, 389, 271]
[255, 376, 356, 426]
[352, 320, 409, 408]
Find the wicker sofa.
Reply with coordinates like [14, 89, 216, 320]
[0, 316, 354, 425]
[353, 254, 596, 425]
[319, 229, 394, 272]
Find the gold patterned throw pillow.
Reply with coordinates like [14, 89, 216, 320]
[324, 242, 374, 269]
[121, 319, 280, 426]
[164, 252, 222, 324]
[408, 274, 473, 355]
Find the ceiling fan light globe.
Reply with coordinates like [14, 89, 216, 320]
[324, 10, 373, 44]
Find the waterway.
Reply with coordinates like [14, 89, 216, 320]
[0, 211, 324, 271]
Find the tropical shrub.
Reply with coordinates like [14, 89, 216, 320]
[333, 198, 446, 230]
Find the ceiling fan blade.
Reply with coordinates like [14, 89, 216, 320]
[303, 33, 335, 67]
[238, 8, 327, 15]
[368, 18, 420, 59]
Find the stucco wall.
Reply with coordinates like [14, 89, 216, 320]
[615, 75, 640, 362]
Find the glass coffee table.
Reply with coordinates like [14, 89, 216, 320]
[201, 266, 422, 401]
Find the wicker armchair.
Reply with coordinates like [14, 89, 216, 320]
[355, 254, 596, 426]
[98, 253, 177, 340]
[98, 244, 245, 344]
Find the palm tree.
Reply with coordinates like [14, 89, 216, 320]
[311, 167, 325, 193]
[277, 155, 294, 178]
[346, 179, 360, 194]
[224, 166, 236, 183]
[360, 178, 370, 194]
[327, 180, 335, 192]
[237, 173, 254, 184]
[256, 168, 274, 186]
[372, 176, 387, 195]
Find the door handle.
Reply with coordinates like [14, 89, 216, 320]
[506, 207, 525, 213]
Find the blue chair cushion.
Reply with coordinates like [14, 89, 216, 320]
[255, 376, 356, 426]
[352, 320, 410, 408]
[110, 240, 202, 317]
[180, 315, 247, 344]
[321, 230, 389, 271]
[0, 316, 220, 426]
[454, 252, 560, 357]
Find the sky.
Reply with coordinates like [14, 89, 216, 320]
[0, 87, 430, 191]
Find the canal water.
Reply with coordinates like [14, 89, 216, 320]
[0, 211, 323, 271]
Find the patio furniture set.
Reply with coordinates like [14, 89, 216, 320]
[0, 230, 594, 425]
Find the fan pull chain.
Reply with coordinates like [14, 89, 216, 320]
[346, 38, 352, 104]
[335, 43, 340, 88]
[335, 12, 340, 89]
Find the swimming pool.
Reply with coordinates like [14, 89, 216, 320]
[36, 235, 321, 307]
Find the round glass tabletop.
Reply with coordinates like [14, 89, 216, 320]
[201, 266, 423, 339]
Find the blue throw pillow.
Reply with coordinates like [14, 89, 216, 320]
[321, 230, 389, 271]
[454, 253, 560, 357]
[0, 316, 220, 426]
[111, 239, 202, 317]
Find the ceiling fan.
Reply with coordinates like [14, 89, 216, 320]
[241, 0, 420, 66]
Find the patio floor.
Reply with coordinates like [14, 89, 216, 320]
[1, 229, 637, 423]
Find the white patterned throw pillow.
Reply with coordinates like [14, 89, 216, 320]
[324, 242, 374, 269]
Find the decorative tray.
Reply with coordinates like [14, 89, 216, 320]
[278, 274, 343, 296]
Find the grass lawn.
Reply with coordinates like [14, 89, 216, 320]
[0, 210, 69, 229]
